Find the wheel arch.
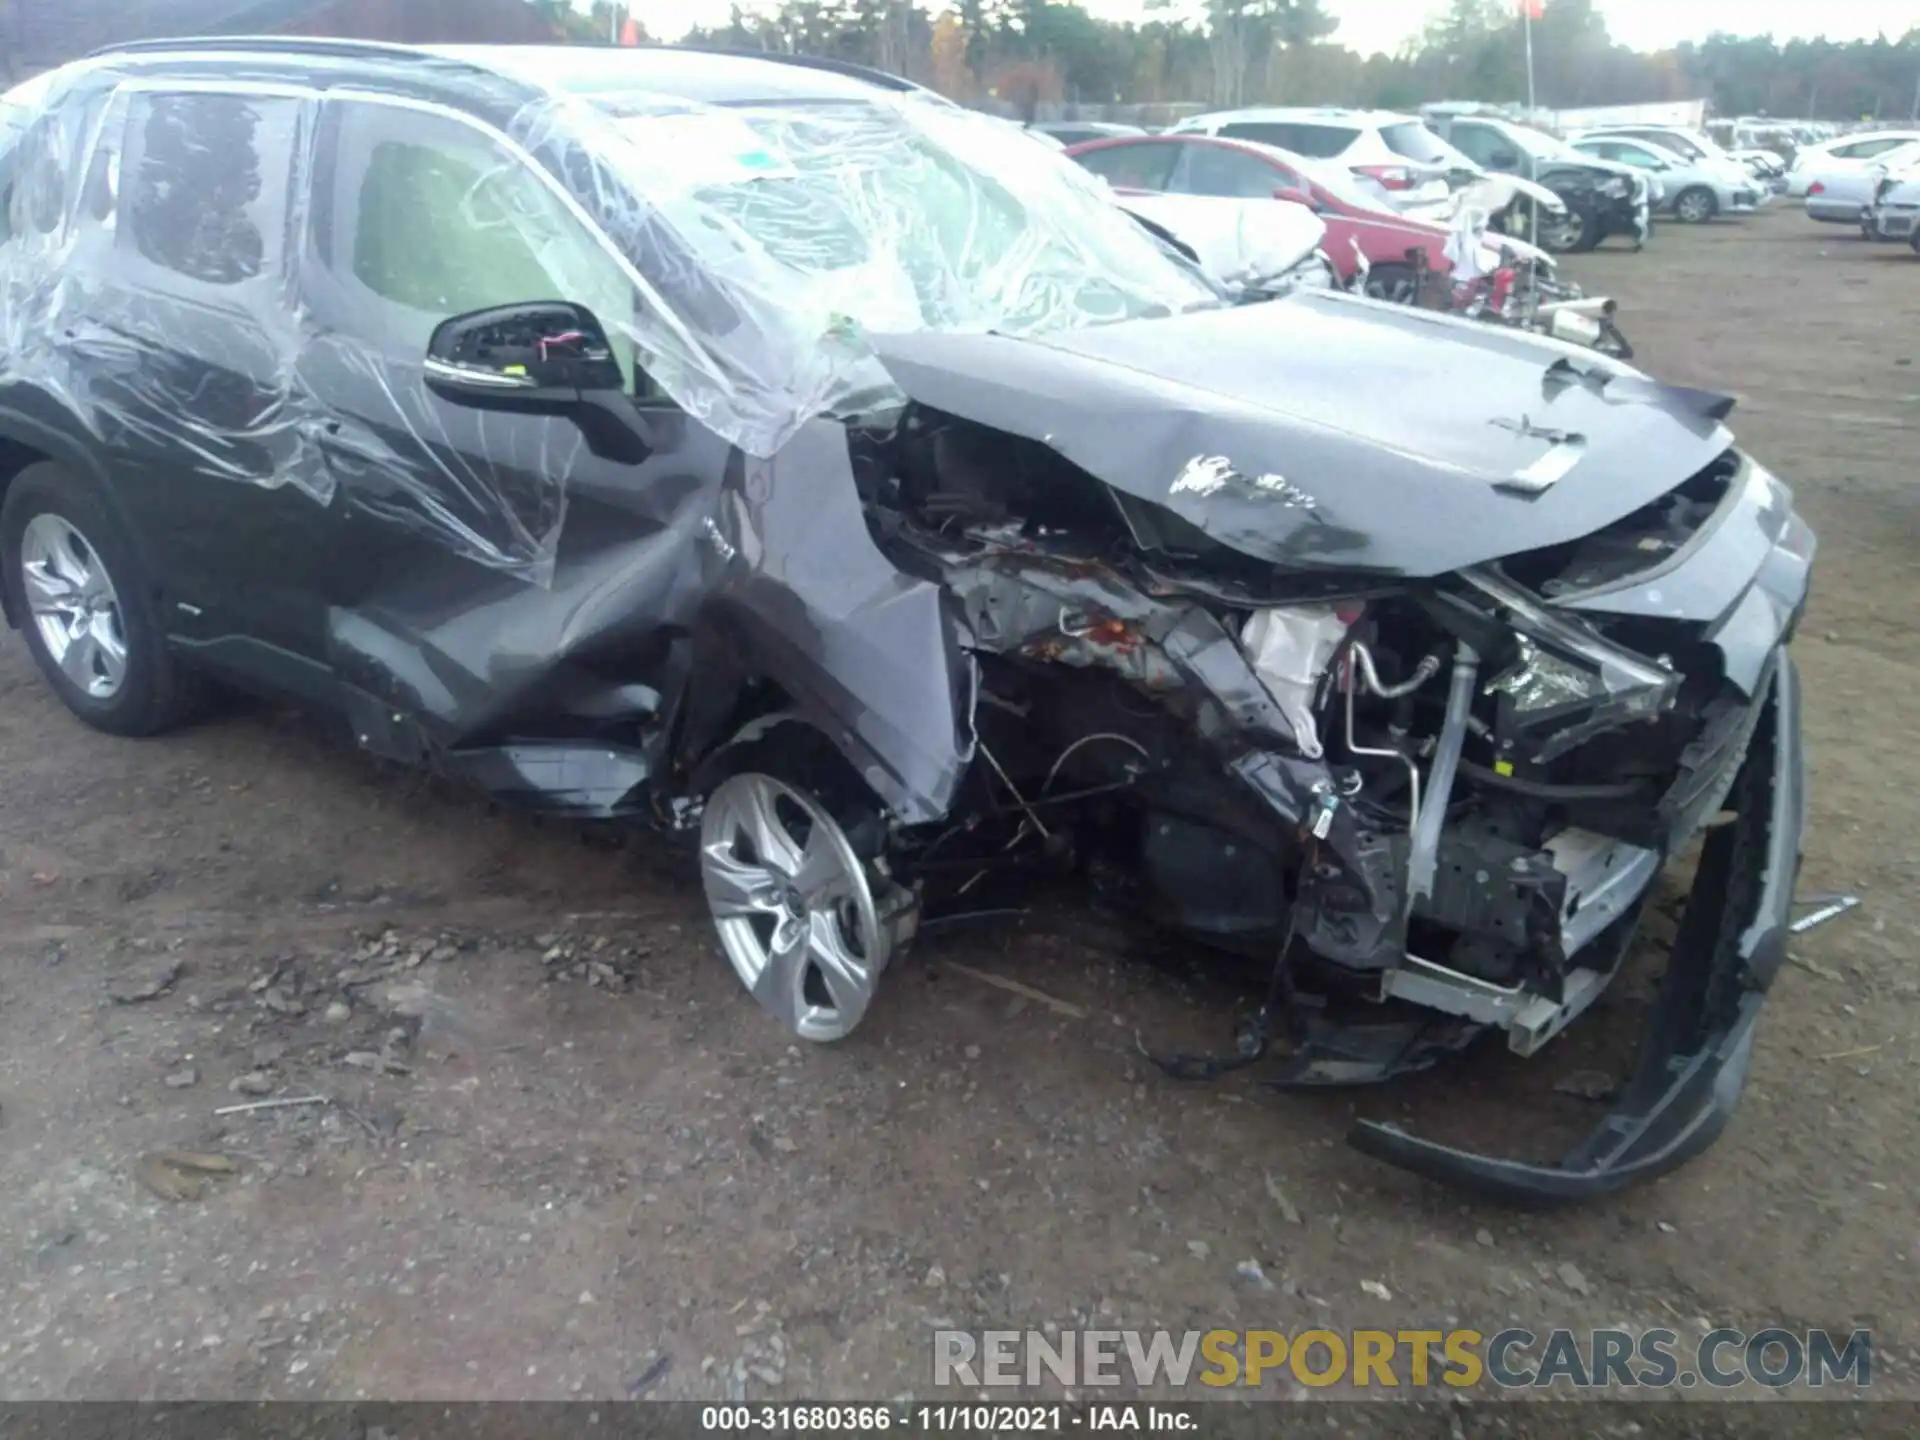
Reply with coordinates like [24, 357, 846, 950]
[673, 598, 975, 827]
[0, 405, 144, 631]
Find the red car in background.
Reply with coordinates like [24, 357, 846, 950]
[1065, 133, 1457, 300]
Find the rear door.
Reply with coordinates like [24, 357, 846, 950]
[294, 95, 733, 745]
[1171, 142, 1301, 200]
[47, 82, 328, 663]
[1069, 138, 1183, 192]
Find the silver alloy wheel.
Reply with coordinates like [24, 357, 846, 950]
[1537, 209, 1587, 252]
[700, 771, 888, 1042]
[1675, 189, 1715, 223]
[20, 513, 129, 700]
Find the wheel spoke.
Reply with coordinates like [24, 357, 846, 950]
[749, 915, 810, 1031]
[22, 562, 78, 616]
[702, 842, 776, 919]
[791, 828, 853, 905]
[90, 611, 127, 681]
[58, 623, 102, 690]
[807, 912, 871, 1020]
[735, 780, 804, 876]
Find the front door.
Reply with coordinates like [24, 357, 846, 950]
[294, 95, 734, 754]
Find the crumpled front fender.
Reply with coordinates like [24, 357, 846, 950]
[686, 421, 975, 825]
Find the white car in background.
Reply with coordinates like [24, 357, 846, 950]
[1570, 134, 1762, 223]
[1787, 129, 1920, 198]
[1863, 163, 1920, 245]
[1166, 106, 1473, 218]
[1804, 140, 1920, 224]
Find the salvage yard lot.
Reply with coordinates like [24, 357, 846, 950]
[1, 208, 1917, 1422]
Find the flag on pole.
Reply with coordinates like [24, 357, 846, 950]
[620, 15, 643, 45]
[1520, 0, 1543, 17]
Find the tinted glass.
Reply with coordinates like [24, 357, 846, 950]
[124, 93, 294, 287]
[327, 103, 639, 385]
[1379, 120, 1453, 165]
[1178, 144, 1289, 198]
[1071, 139, 1180, 190]
[1447, 122, 1508, 168]
[1217, 121, 1355, 159]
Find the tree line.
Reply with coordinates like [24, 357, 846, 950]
[680, 0, 1920, 120]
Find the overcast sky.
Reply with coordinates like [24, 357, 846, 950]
[629, 0, 1918, 57]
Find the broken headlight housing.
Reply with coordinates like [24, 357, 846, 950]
[1465, 569, 1679, 763]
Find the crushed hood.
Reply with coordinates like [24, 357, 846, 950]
[871, 292, 1734, 577]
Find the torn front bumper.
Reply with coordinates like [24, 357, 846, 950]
[1348, 654, 1804, 1205]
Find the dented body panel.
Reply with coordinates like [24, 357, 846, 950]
[872, 297, 1732, 576]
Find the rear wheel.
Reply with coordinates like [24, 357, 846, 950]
[1674, 186, 1718, 224]
[1, 463, 199, 736]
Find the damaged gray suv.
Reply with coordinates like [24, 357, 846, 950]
[0, 40, 1813, 1203]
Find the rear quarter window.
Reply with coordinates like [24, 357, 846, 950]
[1216, 121, 1355, 159]
[1379, 121, 1454, 165]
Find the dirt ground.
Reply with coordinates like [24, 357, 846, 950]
[2, 206, 1918, 1426]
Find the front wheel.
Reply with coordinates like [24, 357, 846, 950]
[695, 722, 916, 1042]
[1535, 203, 1601, 255]
[1674, 186, 1718, 224]
[1, 463, 200, 736]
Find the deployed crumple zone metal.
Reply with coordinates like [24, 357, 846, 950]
[0, 40, 1817, 1205]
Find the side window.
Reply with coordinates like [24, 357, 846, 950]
[316, 100, 640, 388]
[1071, 141, 1179, 191]
[1217, 122, 1355, 159]
[1855, 138, 1907, 159]
[121, 91, 300, 288]
[1177, 144, 1286, 199]
[1447, 123, 1502, 168]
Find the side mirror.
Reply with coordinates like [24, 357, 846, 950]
[424, 301, 624, 413]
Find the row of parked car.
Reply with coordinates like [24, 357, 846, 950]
[1026, 106, 1776, 255]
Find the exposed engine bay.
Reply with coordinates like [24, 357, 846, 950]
[859, 411, 1725, 1041]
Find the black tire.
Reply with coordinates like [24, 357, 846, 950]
[1533, 202, 1602, 255]
[1, 462, 200, 736]
[1673, 186, 1718, 224]
[1361, 262, 1421, 304]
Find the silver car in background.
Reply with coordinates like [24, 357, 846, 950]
[1864, 162, 1920, 245]
[1571, 134, 1762, 223]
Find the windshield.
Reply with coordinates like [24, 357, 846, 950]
[511, 91, 1219, 456]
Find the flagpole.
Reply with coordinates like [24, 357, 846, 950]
[1524, 10, 1535, 115]
[1524, 4, 1538, 247]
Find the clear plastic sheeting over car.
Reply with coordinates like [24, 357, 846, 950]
[0, 54, 1216, 584]
[503, 88, 1221, 455]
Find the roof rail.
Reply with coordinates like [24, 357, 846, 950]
[89, 35, 446, 65]
[652, 43, 933, 95]
[87, 35, 938, 99]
